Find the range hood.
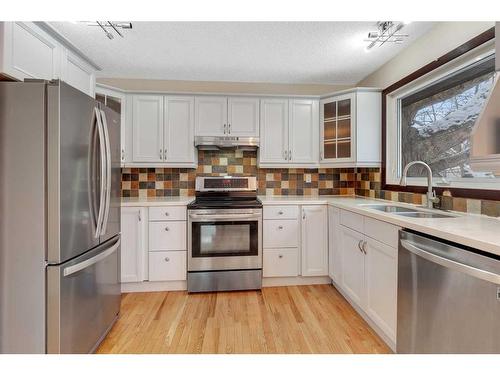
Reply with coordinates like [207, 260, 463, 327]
[470, 22, 500, 175]
[195, 136, 259, 151]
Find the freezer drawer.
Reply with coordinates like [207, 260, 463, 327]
[398, 230, 500, 354]
[46, 235, 121, 354]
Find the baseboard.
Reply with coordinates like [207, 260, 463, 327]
[262, 276, 331, 287]
[330, 280, 396, 352]
[121, 280, 187, 293]
[121, 276, 331, 292]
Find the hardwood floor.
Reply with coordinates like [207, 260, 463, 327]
[97, 284, 391, 354]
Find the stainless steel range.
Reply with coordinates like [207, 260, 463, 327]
[187, 176, 262, 292]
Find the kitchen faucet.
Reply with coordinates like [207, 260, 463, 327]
[400, 161, 440, 209]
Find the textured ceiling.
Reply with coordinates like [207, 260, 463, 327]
[50, 22, 435, 85]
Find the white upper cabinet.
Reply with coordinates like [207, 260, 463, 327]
[0, 22, 60, 81]
[259, 99, 319, 168]
[301, 205, 328, 277]
[259, 98, 289, 164]
[60, 48, 96, 97]
[259, 98, 319, 167]
[227, 97, 260, 137]
[195, 96, 228, 136]
[132, 95, 164, 162]
[164, 96, 196, 164]
[0, 22, 97, 96]
[320, 88, 381, 167]
[130, 94, 196, 167]
[289, 99, 319, 164]
[95, 87, 127, 164]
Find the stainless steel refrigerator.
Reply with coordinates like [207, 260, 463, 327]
[0, 80, 121, 353]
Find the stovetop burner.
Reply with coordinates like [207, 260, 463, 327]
[188, 176, 262, 210]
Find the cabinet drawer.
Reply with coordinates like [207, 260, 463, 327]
[263, 248, 299, 277]
[263, 219, 299, 248]
[364, 217, 400, 248]
[149, 206, 186, 221]
[149, 221, 186, 251]
[148, 251, 186, 281]
[263, 205, 299, 220]
[340, 210, 364, 233]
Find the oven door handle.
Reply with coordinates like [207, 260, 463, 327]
[189, 213, 261, 221]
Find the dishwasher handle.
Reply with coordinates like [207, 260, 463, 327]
[401, 239, 500, 285]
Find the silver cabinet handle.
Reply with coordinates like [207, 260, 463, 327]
[138, 210, 141, 222]
[401, 239, 500, 284]
[362, 240, 367, 254]
[64, 238, 120, 277]
[164, 212, 169, 216]
[228, 123, 231, 134]
[224, 124, 227, 134]
[289, 150, 292, 160]
[358, 240, 364, 253]
[164, 148, 167, 160]
[302, 210, 306, 220]
[278, 255, 283, 259]
[164, 257, 170, 262]
[278, 211, 284, 215]
[121, 149, 125, 161]
[159, 149, 163, 160]
[283, 150, 287, 160]
[278, 225, 283, 230]
[165, 226, 169, 231]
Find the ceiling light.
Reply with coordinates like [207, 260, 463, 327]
[78, 21, 133, 39]
[364, 21, 409, 51]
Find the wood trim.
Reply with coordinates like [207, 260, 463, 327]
[381, 27, 499, 201]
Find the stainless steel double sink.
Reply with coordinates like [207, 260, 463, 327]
[360, 204, 458, 219]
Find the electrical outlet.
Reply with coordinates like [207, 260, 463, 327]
[305, 174, 312, 183]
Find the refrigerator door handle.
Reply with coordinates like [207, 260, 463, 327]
[99, 109, 112, 236]
[63, 238, 120, 277]
[88, 108, 100, 239]
[95, 107, 106, 238]
[401, 239, 500, 284]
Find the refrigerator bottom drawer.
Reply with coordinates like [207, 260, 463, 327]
[46, 236, 121, 353]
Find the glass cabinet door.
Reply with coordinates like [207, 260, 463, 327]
[321, 94, 353, 161]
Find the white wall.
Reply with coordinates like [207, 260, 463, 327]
[96, 78, 351, 96]
[357, 22, 494, 89]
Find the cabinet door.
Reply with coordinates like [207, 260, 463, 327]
[328, 206, 342, 283]
[259, 98, 289, 164]
[194, 96, 227, 136]
[132, 95, 164, 162]
[289, 99, 319, 164]
[1, 22, 60, 81]
[365, 237, 397, 342]
[339, 226, 365, 307]
[61, 48, 95, 97]
[301, 205, 328, 276]
[164, 96, 195, 164]
[320, 93, 355, 163]
[227, 97, 259, 137]
[120, 207, 146, 283]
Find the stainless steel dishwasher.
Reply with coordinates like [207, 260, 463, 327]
[398, 230, 500, 353]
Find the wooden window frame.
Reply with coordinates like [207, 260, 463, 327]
[381, 27, 499, 200]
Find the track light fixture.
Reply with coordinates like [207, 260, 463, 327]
[364, 21, 410, 51]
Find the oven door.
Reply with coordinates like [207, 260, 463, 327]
[188, 209, 262, 271]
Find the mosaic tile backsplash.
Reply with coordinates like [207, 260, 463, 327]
[356, 167, 500, 218]
[121, 151, 500, 217]
[121, 150, 356, 197]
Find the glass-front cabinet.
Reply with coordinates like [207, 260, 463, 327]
[320, 89, 382, 167]
[321, 93, 355, 162]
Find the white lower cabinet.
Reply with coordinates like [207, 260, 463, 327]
[364, 237, 397, 341]
[262, 204, 327, 278]
[339, 225, 366, 306]
[301, 205, 328, 276]
[149, 251, 187, 281]
[333, 209, 399, 344]
[120, 207, 147, 283]
[263, 248, 299, 277]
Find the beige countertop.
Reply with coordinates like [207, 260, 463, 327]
[121, 196, 195, 207]
[259, 195, 500, 256]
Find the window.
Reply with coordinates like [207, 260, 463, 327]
[386, 47, 500, 190]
